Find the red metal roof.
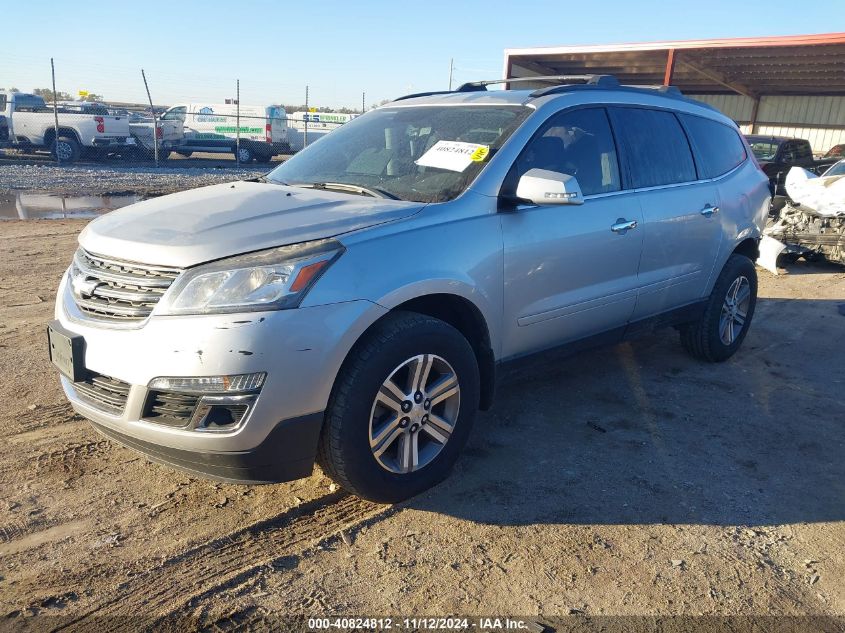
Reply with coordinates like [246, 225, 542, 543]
[504, 33, 845, 96]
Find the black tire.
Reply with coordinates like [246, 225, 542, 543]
[175, 150, 193, 158]
[235, 145, 254, 163]
[679, 254, 757, 362]
[255, 153, 273, 163]
[53, 136, 81, 163]
[152, 150, 171, 161]
[317, 311, 480, 502]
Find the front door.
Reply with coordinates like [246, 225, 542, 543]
[500, 107, 644, 359]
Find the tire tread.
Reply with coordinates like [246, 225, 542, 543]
[680, 254, 756, 362]
[316, 311, 470, 500]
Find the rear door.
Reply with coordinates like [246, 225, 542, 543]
[500, 107, 644, 358]
[679, 113, 752, 288]
[609, 106, 722, 320]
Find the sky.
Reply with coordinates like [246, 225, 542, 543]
[1, 0, 841, 109]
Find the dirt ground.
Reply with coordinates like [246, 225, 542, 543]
[0, 218, 844, 631]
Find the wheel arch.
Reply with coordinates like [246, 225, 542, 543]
[391, 293, 496, 411]
[336, 291, 497, 412]
[732, 236, 760, 262]
[43, 127, 82, 146]
[706, 233, 761, 295]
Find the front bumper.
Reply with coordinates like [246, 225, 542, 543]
[88, 411, 324, 483]
[55, 272, 387, 481]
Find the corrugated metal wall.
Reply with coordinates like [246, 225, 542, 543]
[692, 94, 845, 154]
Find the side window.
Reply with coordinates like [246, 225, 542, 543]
[14, 95, 43, 112]
[680, 114, 747, 179]
[609, 107, 696, 188]
[794, 142, 812, 160]
[511, 108, 621, 196]
[0, 94, 6, 110]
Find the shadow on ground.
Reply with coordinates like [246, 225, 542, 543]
[410, 296, 845, 527]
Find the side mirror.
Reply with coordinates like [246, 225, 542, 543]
[515, 168, 584, 206]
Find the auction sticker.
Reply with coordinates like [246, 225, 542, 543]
[416, 141, 490, 172]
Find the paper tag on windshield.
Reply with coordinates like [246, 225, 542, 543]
[416, 141, 490, 172]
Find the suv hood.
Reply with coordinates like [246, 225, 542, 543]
[78, 181, 424, 268]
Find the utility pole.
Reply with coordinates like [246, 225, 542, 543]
[304, 85, 309, 148]
[141, 69, 159, 165]
[235, 79, 241, 167]
[362, 91, 365, 114]
[50, 58, 61, 164]
[448, 58, 454, 91]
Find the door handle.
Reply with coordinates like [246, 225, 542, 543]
[701, 204, 720, 217]
[611, 218, 638, 234]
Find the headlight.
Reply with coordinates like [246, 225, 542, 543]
[156, 239, 343, 315]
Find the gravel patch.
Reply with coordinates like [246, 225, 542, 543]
[0, 163, 266, 197]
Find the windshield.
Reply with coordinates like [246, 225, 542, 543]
[746, 138, 779, 161]
[823, 160, 845, 177]
[162, 106, 186, 122]
[267, 105, 530, 203]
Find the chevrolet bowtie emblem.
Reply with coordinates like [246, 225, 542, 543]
[71, 273, 100, 298]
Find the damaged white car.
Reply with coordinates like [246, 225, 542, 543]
[758, 162, 845, 272]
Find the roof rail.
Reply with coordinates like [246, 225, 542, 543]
[392, 75, 709, 107]
[531, 81, 690, 101]
[392, 90, 455, 102]
[457, 74, 620, 92]
[631, 85, 683, 96]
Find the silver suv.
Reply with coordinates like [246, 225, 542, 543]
[49, 76, 770, 502]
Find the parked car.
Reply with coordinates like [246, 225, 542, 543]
[762, 163, 845, 268]
[50, 77, 770, 502]
[820, 158, 845, 177]
[161, 103, 289, 162]
[745, 135, 838, 195]
[824, 144, 845, 159]
[0, 92, 132, 162]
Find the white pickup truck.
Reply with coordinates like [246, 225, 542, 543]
[66, 103, 184, 160]
[0, 92, 132, 162]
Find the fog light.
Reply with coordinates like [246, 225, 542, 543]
[148, 372, 266, 393]
[190, 394, 257, 432]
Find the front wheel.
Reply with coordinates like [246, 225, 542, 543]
[317, 312, 480, 502]
[679, 254, 757, 362]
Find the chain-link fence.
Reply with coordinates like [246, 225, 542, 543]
[1, 58, 372, 167]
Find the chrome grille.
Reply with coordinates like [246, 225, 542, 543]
[73, 373, 131, 414]
[71, 249, 181, 321]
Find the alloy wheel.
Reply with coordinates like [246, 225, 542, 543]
[56, 141, 73, 161]
[719, 276, 751, 345]
[368, 354, 460, 474]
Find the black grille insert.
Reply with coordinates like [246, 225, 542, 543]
[73, 373, 131, 414]
[143, 391, 200, 428]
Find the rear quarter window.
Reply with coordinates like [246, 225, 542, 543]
[681, 114, 747, 179]
[609, 107, 696, 188]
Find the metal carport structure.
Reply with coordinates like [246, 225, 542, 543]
[504, 33, 845, 153]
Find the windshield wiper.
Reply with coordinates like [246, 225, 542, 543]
[250, 175, 290, 185]
[294, 181, 399, 200]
